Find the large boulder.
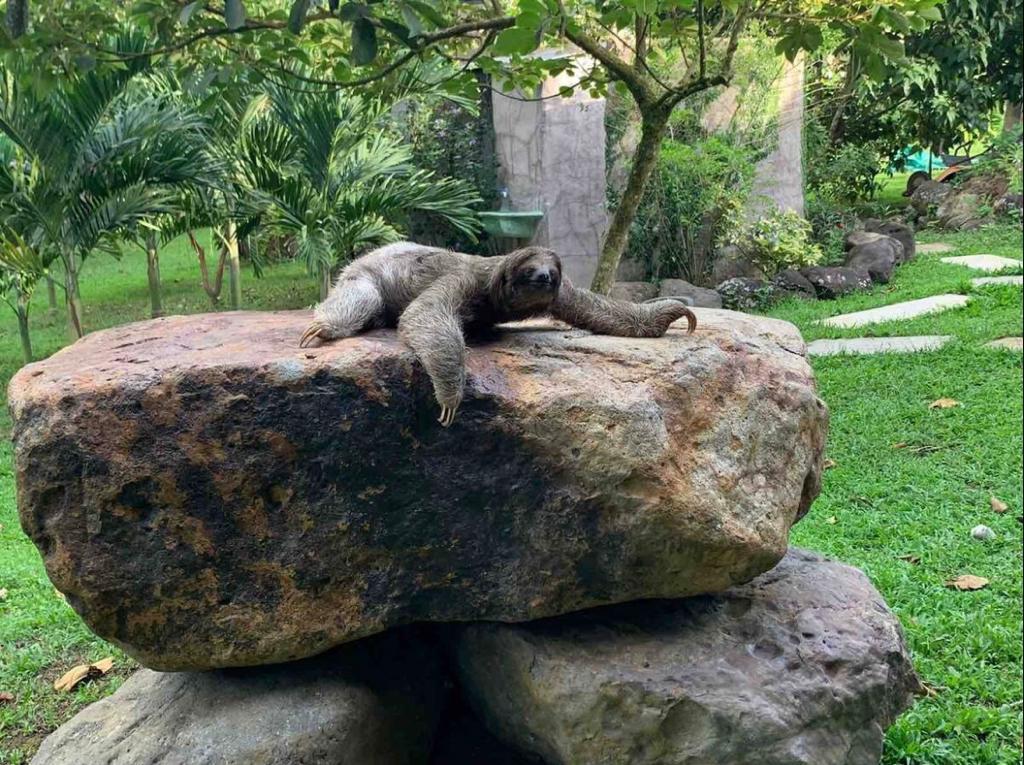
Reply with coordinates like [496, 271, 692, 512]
[10, 310, 827, 670]
[862, 219, 915, 262]
[937, 191, 990, 230]
[455, 549, 921, 765]
[800, 267, 873, 299]
[715, 277, 775, 311]
[609, 281, 658, 302]
[32, 629, 443, 765]
[909, 180, 952, 218]
[657, 278, 723, 308]
[711, 244, 765, 284]
[772, 269, 817, 300]
[844, 238, 899, 284]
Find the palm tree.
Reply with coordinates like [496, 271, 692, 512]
[0, 42, 218, 338]
[245, 85, 481, 299]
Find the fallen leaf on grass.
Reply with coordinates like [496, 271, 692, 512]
[944, 575, 989, 591]
[929, 398, 959, 409]
[919, 682, 942, 698]
[0, 588, 7, 601]
[991, 497, 1009, 514]
[892, 442, 908, 449]
[823, 459, 837, 470]
[826, 515, 838, 525]
[898, 554, 921, 565]
[53, 657, 115, 693]
[0, 691, 14, 704]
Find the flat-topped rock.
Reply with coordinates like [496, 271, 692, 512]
[818, 295, 969, 328]
[9, 310, 827, 670]
[807, 336, 953, 356]
[972, 275, 1023, 287]
[916, 242, 954, 254]
[455, 549, 920, 765]
[985, 337, 1023, 351]
[940, 254, 1023, 272]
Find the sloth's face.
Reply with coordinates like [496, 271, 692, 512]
[507, 248, 562, 310]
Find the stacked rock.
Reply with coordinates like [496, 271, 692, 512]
[9, 308, 919, 765]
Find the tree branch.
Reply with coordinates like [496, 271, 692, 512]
[562, 23, 653, 105]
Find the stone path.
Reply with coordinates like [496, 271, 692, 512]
[808, 336, 953, 357]
[971, 275, 1023, 287]
[985, 337, 1023, 351]
[818, 295, 970, 329]
[940, 254, 1024, 272]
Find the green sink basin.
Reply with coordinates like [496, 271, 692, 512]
[479, 211, 544, 239]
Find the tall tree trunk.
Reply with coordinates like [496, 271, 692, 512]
[1004, 100, 1023, 132]
[590, 107, 670, 295]
[4, 0, 28, 37]
[16, 289, 32, 363]
[189, 229, 226, 306]
[146, 233, 163, 318]
[63, 252, 84, 339]
[828, 53, 860, 146]
[225, 221, 241, 310]
[46, 274, 57, 314]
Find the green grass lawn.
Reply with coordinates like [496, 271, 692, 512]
[1, 226, 1022, 764]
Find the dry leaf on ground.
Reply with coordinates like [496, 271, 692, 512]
[991, 497, 1009, 514]
[823, 459, 837, 470]
[929, 398, 960, 409]
[898, 554, 921, 565]
[0, 588, 7, 601]
[0, 691, 14, 704]
[53, 657, 115, 693]
[944, 575, 989, 591]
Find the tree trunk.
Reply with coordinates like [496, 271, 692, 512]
[590, 108, 670, 295]
[16, 289, 32, 363]
[146, 233, 163, 318]
[225, 221, 242, 310]
[318, 263, 331, 301]
[46, 275, 57, 314]
[4, 0, 28, 38]
[828, 53, 860, 146]
[63, 252, 85, 340]
[1004, 100, 1023, 132]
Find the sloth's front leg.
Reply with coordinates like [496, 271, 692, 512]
[397, 276, 472, 426]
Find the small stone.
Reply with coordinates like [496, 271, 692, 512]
[970, 524, 996, 541]
[985, 337, 1023, 351]
[916, 242, 954, 254]
[610, 281, 659, 302]
[971, 275, 1023, 287]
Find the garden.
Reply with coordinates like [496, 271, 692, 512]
[0, 1, 1021, 764]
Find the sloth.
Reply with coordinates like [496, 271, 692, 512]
[300, 242, 696, 425]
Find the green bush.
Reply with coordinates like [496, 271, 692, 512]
[805, 196, 859, 265]
[805, 120, 884, 203]
[725, 207, 824, 276]
[623, 135, 754, 284]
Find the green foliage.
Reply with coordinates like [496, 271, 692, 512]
[726, 206, 824, 276]
[624, 135, 754, 283]
[806, 120, 884, 203]
[804, 195, 859, 265]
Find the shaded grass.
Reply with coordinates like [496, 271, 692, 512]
[770, 224, 1023, 765]
[1, 225, 1022, 763]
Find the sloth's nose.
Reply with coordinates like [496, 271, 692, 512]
[533, 268, 555, 284]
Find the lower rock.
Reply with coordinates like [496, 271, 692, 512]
[658, 279, 723, 308]
[32, 629, 444, 765]
[845, 241, 898, 284]
[715, 277, 774, 311]
[455, 548, 920, 765]
[862, 220, 915, 262]
[772, 269, 817, 300]
[937, 192, 990, 230]
[801, 266, 873, 299]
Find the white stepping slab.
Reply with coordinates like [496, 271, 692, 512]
[817, 295, 969, 328]
[808, 336, 953, 357]
[985, 337, 1023, 351]
[917, 242, 954, 254]
[940, 254, 1023, 272]
[971, 275, 1023, 287]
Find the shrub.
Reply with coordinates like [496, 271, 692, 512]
[805, 196, 859, 265]
[725, 207, 824, 276]
[805, 120, 884, 204]
[623, 135, 755, 284]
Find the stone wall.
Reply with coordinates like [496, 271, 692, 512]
[492, 59, 608, 286]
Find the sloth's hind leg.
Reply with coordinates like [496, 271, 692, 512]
[300, 276, 385, 348]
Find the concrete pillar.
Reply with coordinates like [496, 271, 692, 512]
[491, 58, 608, 286]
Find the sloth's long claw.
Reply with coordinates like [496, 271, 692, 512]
[299, 322, 324, 348]
[438, 405, 457, 427]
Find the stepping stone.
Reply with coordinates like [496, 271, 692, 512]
[916, 242, 954, 254]
[817, 295, 969, 328]
[940, 254, 1023, 272]
[807, 336, 953, 357]
[985, 337, 1023, 351]
[972, 275, 1023, 287]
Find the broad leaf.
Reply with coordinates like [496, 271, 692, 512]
[352, 18, 378, 66]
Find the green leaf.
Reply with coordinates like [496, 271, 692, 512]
[225, 0, 246, 29]
[378, 18, 411, 44]
[492, 25, 540, 56]
[918, 6, 943, 21]
[399, 3, 423, 35]
[288, 0, 311, 34]
[179, 1, 202, 26]
[351, 17, 378, 65]
[404, 0, 446, 28]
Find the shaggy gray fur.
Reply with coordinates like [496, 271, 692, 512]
[301, 242, 695, 425]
